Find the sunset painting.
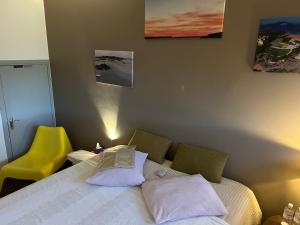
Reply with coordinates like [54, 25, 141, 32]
[145, 0, 226, 38]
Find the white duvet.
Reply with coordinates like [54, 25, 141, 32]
[0, 157, 261, 225]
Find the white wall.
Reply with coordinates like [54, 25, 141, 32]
[0, 0, 49, 164]
[0, 0, 49, 60]
[0, 113, 7, 167]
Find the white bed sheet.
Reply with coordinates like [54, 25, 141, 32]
[0, 157, 261, 225]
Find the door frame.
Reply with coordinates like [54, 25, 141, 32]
[0, 60, 56, 161]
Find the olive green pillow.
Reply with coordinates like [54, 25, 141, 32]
[171, 143, 228, 183]
[128, 129, 172, 164]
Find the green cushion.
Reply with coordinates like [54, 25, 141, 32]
[128, 129, 172, 164]
[171, 143, 228, 183]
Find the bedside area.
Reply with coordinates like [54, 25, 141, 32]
[67, 150, 97, 165]
[263, 215, 283, 225]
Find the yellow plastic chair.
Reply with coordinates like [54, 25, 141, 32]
[0, 126, 73, 192]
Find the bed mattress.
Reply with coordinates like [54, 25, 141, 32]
[0, 157, 262, 225]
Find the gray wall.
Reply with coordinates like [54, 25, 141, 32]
[44, 0, 300, 218]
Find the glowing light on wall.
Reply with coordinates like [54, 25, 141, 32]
[102, 108, 120, 141]
[242, 124, 300, 151]
[215, 106, 300, 151]
[90, 86, 122, 143]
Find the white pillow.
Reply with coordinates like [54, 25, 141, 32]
[86, 151, 147, 187]
[142, 174, 228, 224]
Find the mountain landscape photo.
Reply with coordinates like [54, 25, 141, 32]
[253, 16, 300, 73]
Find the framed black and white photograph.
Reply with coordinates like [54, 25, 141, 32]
[95, 50, 134, 88]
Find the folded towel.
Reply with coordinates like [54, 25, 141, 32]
[98, 145, 136, 170]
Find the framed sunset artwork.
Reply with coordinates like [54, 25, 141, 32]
[145, 0, 226, 39]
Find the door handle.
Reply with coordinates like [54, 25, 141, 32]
[9, 117, 20, 129]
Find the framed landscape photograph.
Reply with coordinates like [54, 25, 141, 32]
[145, 0, 226, 39]
[95, 50, 134, 88]
[253, 17, 300, 73]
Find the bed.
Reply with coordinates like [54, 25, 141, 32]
[0, 156, 262, 225]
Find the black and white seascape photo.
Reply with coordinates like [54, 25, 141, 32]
[95, 50, 134, 88]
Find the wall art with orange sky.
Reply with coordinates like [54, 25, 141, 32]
[145, 0, 226, 38]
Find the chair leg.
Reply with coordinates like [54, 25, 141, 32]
[0, 174, 6, 194]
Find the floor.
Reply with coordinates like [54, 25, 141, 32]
[0, 178, 35, 197]
[0, 161, 72, 198]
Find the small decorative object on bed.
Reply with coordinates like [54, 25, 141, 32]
[93, 142, 103, 154]
[253, 16, 300, 73]
[145, 0, 226, 38]
[95, 50, 134, 87]
[142, 174, 228, 224]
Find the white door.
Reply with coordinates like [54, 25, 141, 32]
[0, 113, 7, 167]
[0, 64, 55, 159]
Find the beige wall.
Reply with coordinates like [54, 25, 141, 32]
[0, 0, 49, 60]
[44, 0, 300, 218]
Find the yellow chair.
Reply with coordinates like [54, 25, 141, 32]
[0, 126, 73, 192]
